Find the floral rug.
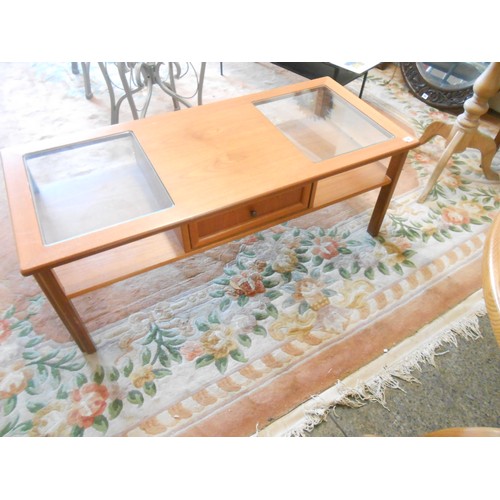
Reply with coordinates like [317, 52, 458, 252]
[1, 62, 499, 437]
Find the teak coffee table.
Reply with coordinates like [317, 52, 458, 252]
[1, 77, 418, 353]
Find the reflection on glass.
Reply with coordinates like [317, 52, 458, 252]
[24, 132, 173, 245]
[416, 62, 488, 90]
[254, 86, 393, 162]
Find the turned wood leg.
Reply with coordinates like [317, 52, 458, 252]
[34, 269, 97, 354]
[367, 151, 408, 236]
[418, 130, 466, 203]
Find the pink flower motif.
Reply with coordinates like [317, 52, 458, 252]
[0, 365, 32, 399]
[230, 272, 265, 297]
[67, 383, 109, 429]
[0, 319, 12, 343]
[242, 235, 259, 244]
[311, 236, 340, 260]
[442, 206, 470, 226]
[180, 341, 204, 361]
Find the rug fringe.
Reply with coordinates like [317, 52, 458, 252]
[280, 300, 486, 437]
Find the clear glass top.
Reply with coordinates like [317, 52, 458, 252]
[24, 132, 174, 245]
[254, 86, 393, 162]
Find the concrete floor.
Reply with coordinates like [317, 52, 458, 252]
[307, 314, 500, 437]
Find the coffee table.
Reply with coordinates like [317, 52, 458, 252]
[1, 77, 418, 353]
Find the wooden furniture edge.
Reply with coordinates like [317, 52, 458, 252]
[482, 212, 500, 346]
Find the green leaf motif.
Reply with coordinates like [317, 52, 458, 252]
[66, 362, 86, 371]
[92, 415, 109, 433]
[351, 261, 361, 275]
[109, 367, 120, 382]
[312, 255, 324, 266]
[143, 381, 157, 397]
[263, 278, 279, 289]
[23, 350, 40, 361]
[76, 373, 88, 388]
[127, 390, 144, 406]
[323, 262, 335, 273]
[238, 334, 252, 348]
[36, 350, 60, 364]
[142, 347, 152, 366]
[158, 351, 171, 368]
[266, 303, 279, 319]
[295, 263, 308, 273]
[17, 421, 33, 433]
[253, 325, 267, 336]
[56, 386, 68, 399]
[403, 249, 417, 258]
[37, 363, 48, 379]
[219, 297, 231, 312]
[26, 402, 45, 414]
[166, 346, 183, 364]
[402, 259, 416, 268]
[4, 395, 17, 416]
[123, 359, 134, 377]
[364, 267, 375, 280]
[295, 247, 308, 254]
[237, 295, 249, 307]
[377, 262, 390, 275]
[229, 349, 247, 363]
[339, 267, 351, 279]
[195, 320, 210, 332]
[26, 337, 43, 348]
[93, 365, 105, 385]
[262, 265, 275, 277]
[4, 305, 15, 319]
[51, 366, 61, 385]
[253, 311, 268, 321]
[215, 357, 228, 373]
[338, 247, 352, 254]
[208, 310, 220, 324]
[142, 328, 156, 345]
[298, 301, 310, 315]
[18, 326, 33, 337]
[265, 290, 282, 301]
[108, 399, 123, 420]
[25, 379, 40, 396]
[195, 354, 215, 369]
[152, 368, 172, 378]
[393, 263, 404, 275]
[70, 425, 84, 437]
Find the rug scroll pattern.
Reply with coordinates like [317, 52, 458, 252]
[1, 63, 499, 436]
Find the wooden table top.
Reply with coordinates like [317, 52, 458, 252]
[1, 77, 417, 274]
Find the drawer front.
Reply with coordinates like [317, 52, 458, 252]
[188, 184, 311, 249]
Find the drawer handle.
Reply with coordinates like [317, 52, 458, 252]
[250, 209, 258, 218]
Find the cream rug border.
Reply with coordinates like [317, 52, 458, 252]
[256, 289, 486, 437]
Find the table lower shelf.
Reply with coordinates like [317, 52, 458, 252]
[56, 228, 186, 298]
[55, 160, 390, 299]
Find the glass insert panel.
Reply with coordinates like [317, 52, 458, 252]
[254, 86, 393, 162]
[24, 132, 174, 245]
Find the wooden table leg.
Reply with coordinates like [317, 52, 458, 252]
[367, 151, 408, 236]
[34, 269, 97, 354]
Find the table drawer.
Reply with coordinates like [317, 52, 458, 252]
[188, 184, 312, 249]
